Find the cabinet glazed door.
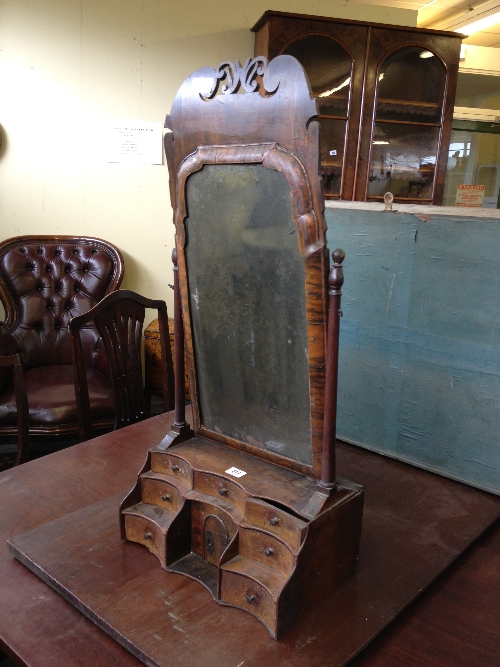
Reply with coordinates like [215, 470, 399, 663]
[356, 27, 461, 204]
[254, 15, 369, 200]
[281, 26, 368, 200]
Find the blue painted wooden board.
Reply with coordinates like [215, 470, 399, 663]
[325, 209, 500, 495]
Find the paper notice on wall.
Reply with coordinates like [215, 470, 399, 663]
[455, 184, 485, 207]
[106, 121, 163, 164]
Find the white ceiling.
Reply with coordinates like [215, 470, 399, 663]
[357, 0, 500, 46]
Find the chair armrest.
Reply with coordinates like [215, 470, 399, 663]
[0, 332, 20, 356]
[0, 336, 29, 465]
[0, 333, 21, 394]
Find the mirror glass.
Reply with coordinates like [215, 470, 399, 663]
[185, 163, 312, 465]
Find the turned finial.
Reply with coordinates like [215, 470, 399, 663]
[329, 249, 345, 293]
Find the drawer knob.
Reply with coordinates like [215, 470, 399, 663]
[264, 547, 275, 557]
[144, 532, 152, 540]
[171, 464, 180, 472]
[246, 594, 256, 604]
[269, 517, 279, 526]
[161, 494, 171, 502]
[219, 487, 229, 496]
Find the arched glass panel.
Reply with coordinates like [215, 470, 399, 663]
[284, 36, 352, 116]
[368, 47, 446, 201]
[376, 46, 446, 123]
[283, 36, 352, 197]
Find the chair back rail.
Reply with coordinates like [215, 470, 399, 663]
[70, 290, 174, 441]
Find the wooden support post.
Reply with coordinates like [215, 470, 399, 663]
[321, 249, 345, 488]
[158, 247, 194, 449]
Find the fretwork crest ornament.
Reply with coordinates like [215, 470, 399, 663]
[205, 57, 278, 98]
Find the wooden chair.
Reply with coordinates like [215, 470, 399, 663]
[70, 290, 174, 442]
[0, 235, 124, 463]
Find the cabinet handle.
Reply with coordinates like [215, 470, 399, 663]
[144, 532, 152, 540]
[269, 517, 279, 526]
[219, 487, 229, 496]
[264, 547, 274, 557]
[161, 494, 170, 502]
[171, 464, 180, 472]
[246, 594, 256, 604]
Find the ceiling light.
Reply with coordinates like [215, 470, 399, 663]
[419, 51, 434, 58]
[378, 73, 385, 81]
[434, 1, 500, 35]
[455, 10, 500, 35]
[373, 140, 389, 145]
[318, 77, 351, 97]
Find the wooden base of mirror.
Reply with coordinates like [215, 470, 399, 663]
[120, 437, 363, 639]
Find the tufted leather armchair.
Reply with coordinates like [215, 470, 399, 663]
[0, 235, 124, 462]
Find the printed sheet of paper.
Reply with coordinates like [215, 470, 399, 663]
[455, 183, 485, 207]
[106, 121, 163, 165]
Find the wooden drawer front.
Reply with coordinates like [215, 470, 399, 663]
[150, 452, 192, 485]
[239, 527, 295, 578]
[194, 472, 247, 512]
[221, 570, 278, 635]
[124, 513, 166, 565]
[244, 498, 308, 551]
[141, 476, 183, 513]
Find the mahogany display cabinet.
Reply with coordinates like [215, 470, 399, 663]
[252, 11, 464, 205]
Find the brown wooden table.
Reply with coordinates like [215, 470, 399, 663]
[1, 410, 499, 667]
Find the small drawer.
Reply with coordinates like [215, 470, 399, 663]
[141, 474, 184, 513]
[150, 451, 192, 485]
[194, 472, 247, 512]
[244, 498, 308, 551]
[221, 570, 278, 638]
[239, 526, 295, 578]
[124, 512, 167, 565]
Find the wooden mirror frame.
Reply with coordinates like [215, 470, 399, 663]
[162, 56, 338, 480]
[174, 141, 328, 479]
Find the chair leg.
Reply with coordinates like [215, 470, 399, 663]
[12, 362, 29, 465]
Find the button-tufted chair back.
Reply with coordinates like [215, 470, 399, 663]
[0, 237, 123, 370]
[0, 235, 124, 458]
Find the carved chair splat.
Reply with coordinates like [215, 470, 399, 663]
[70, 290, 174, 442]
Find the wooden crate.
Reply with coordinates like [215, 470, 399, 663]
[144, 318, 190, 402]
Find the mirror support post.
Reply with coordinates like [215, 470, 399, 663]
[158, 247, 194, 449]
[321, 249, 345, 488]
[172, 247, 187, 427]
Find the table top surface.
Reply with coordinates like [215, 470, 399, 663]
[1, 410, 499, 667]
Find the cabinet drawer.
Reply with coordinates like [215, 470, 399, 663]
[141, 474, 184, 513]
[244, 498, 308, 550]
[221, 570, 278, 637]
[194, 472, 247, 512]
[124, 512, 167, 565]
[150, 452, 192, 485]
[239, 526, 295, 578]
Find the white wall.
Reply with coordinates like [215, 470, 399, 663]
[0, 0, 417, 316]
[460, 45, 500, 74]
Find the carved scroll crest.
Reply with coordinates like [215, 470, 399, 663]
[204, 57, 278, 98]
